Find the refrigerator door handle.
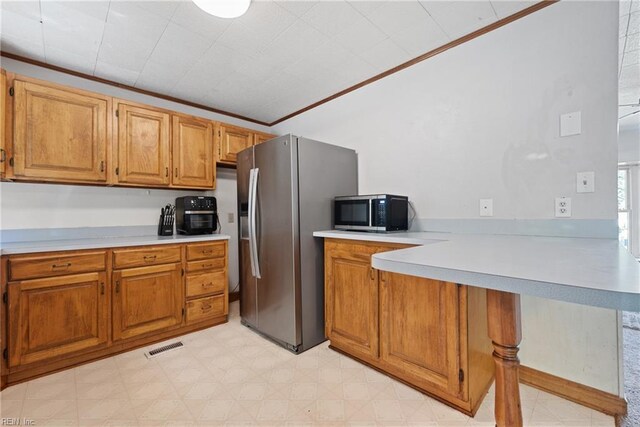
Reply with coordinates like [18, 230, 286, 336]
[251, 167, 262, 279]
[248, 168, 257, 278]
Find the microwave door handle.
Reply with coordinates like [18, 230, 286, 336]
[251, 168, 261, 279]
[369, 199, 373, 227]
[248, 168, 257, 278]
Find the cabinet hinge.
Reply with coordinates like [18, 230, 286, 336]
[8, 87, 14, 96]
[8, 157, 14, 167]
[181, 268, 184, 276]
[182, 308, 185, 318]
[459, 369, 464, 382]
[3, 348, 7, 360]
[115, 167, 119, 176]
[115, 110, 119, 118]
[2, 292, 7, 304]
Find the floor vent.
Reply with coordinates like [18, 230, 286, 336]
[144, 341, 184, 359]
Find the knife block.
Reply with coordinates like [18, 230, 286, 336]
[157, 214, 174, 236]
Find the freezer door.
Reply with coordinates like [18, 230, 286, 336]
[254, 135, 301, 347]
[237, 147, 257, 327]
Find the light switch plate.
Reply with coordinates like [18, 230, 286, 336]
[560, 111, 581, 137]
[227, 213, 234, 223]
[555, 197, 571, 217]
[576, 171, 595, 193]
[480, 199, 493, 217]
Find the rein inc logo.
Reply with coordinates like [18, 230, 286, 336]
[1, 419, 34, 426]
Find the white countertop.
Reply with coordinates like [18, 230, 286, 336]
[313, 230, 640, 312]
[0, 233, 230, 255]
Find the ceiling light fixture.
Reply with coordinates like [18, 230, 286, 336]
[192, 0, 251, 18]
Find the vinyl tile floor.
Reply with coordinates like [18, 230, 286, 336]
[0, 302, 615, 426]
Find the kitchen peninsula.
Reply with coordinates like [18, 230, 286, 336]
[314, 230, 640, 427]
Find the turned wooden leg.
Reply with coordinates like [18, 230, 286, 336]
[487, 289, 523, 427]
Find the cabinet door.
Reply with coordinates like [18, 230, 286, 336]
[1, 69, 6, 177]
[116, 102, 170, 185]
[112, 263, 183, 341]
[217, 124, 252, 164]
[325, 243, 379, 359]
[13, 78, 109, 182]
[253, 132, 275, 146]
[8, 272, 108, 367]
[172, 114, 215, 189]
[380, 272, 462, 396]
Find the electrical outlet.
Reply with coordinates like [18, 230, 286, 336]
[227, 213, 234, 223]
[479, 199, 493, 217]
[555, 197, 571, 217]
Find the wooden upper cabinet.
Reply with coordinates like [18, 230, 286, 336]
[0, 69, 6, 177]
[12, 78, 109, 183]
[172, 114, 215, 189]
[217, 124, 252, 164]
[379, 272, 462, 396]
[8, 272, 109, 367]
[112, 263, 183, 341]
[115, 101, 170, 186]
[253, 132, 276, 146]
[324, 240, 380, 360]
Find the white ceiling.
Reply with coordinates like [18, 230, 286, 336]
[0, 0, 537, 123]
[620, 0, 640, 131]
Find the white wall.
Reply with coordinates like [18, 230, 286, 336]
[274, 2, 621, 394]
[0, 57, 270, 291]
[618, 126, 640, 163]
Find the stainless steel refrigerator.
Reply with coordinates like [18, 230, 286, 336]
[237, 134, 357, 353]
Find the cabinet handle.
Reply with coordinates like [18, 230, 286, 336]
[380, 271, 386, 283]
[175, 168, 178, 178]
[100, 160, 105, 172]
[165, 167, 169, 177]
[52, 262, 71, 269]
[201, 304, 212, 311]
[0, 149, 6, 163]
[115, 280, 120, 293]
[202, 263, 213, 268]
[202, 250, 213, 254]
[100, 283, 105, 295]
[202, 282, 214, 288]
[143, 255, 157, 262]
[369, 268, 374, 280]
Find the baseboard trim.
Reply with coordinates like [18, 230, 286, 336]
[520, 365, 627, 416]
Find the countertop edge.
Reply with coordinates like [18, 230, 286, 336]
[0, 234, 231, 255]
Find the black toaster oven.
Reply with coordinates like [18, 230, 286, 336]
[175, 196, 218, 235]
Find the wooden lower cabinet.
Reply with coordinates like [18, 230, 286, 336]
[1, 241, 229, 389]
[8, 272, 108, 367]
[112, 263, 183, 341]
[184, 241, 228, 325]
[325, 241, 380, 360]
[324, 238, 494, 415]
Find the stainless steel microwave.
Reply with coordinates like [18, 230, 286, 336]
[334, 194, 409, 232]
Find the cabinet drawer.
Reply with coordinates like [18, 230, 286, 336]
[186, 295, 225, 323]
[113, 246, 181, 269]
[186, 258, 225, 273]
[186, 242, 226, 261]
[9, 251, 106, 281]
[186, 271, 226, 298]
